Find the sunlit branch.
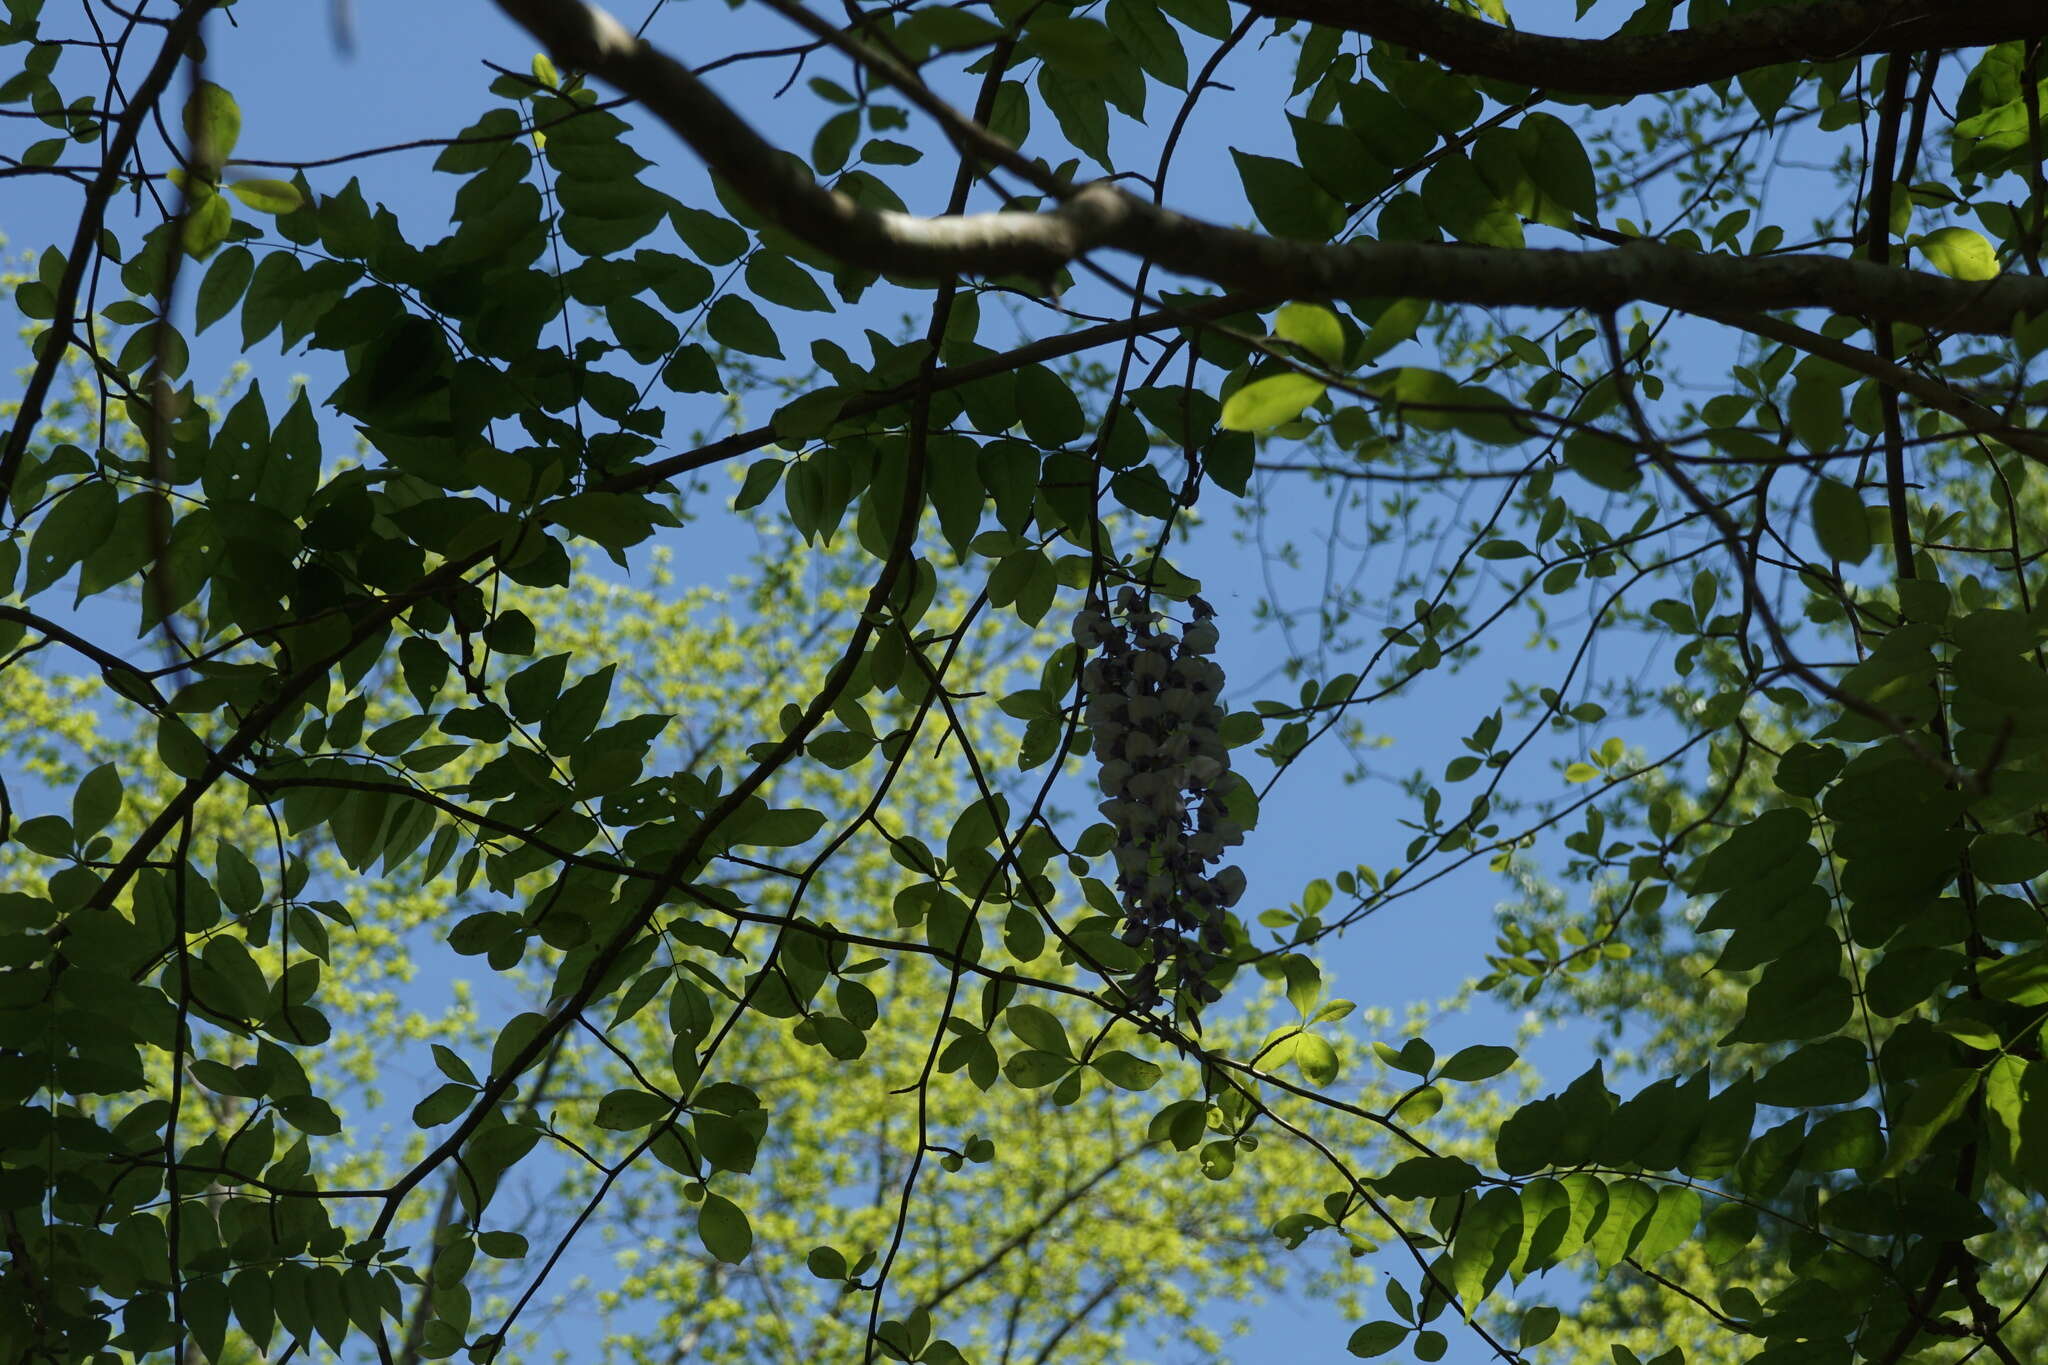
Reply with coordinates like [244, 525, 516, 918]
[495, 0, 2048, 335]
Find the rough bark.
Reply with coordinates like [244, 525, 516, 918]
[1232, 0, 2048, 98]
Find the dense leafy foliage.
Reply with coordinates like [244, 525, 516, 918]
[5, 0, 2048, 1363]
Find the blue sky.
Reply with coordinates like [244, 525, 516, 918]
[0, 0, 1775, 1358]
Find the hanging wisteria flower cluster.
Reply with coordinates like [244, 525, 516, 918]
[1075, 587, 1246, 1008]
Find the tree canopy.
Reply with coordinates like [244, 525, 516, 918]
[4, 0, 2048, 1363]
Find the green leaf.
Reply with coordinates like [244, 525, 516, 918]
[479, 1229, 530, 1259]
[607, 295, 679, 363]
[1980, 945, 2048, 1005]
[1091, 1051, 1163, 1091]
[595, 1088, 672, 1130]
[275, 1094, 341, 1135]
[734, 458, 785, 510]
[1563, 430, 1640, 491]
[1520, 1305, 1561, 1348]
[1356, 297, 1427, 364]
[859, 137, 921, 166]
[1017, 366, 1086, 446]
[1157, 0, 1230, 38]
[1274, 302, 1345, 368]
[181, 191, 234, 259]
[1514, 1177, 1571, 1274]
[1375, 1156, 1480, 1200]
[1449, 1187, 1521, 1314]
[669, 206, 749, 264]
[1220, 374, 1325, 432]
[1801, 1107, 1884, 1174]
[1003, 1003, 1073, 1057]
[1971, 832, 2048, 884]
[229, 1270, 275, 1351]
[1395, 1085, 1443, 1122]
[1232, 149, 1345, 240]
[1810, 477, 1873, 565]
[1038, 69, 1111, 172]
[1774, 743, 1845, 797]
[1105, 0, 1187, 88]
[1375, 1037, 1436, 1076]
[697, 1193, 753, 1263]
[1519, 112, 1596, 219]
[1880, 1068, 1978, 1176]
[1346, 1321, 1408, 1358]
[1702, 1202, 1758, 1263]
[182, 79, 241, 174]
[1292, 115, 1386, 202]
[739, 805, 826, 847]
[195, 244, 254, 333]
[26, 480, 117, 597]
[1917, 226, 2000, 281]
[1422, 150, 1523, 247]
[431, 1044, 478, 1086]
[1294, 1033, 1339, 1087]
[706, 295, 783, 358]
[1588, 1178, 1654, 1272]
[1439, 1045, 1517, 1083]
[1985, 1057, 2048, 1194]
[1755, 1036, 1868, 1107]
[663, 344, 724, 394]
[1633, 1186, 1701, 1264]
[228, 178, 306, 215]
[184, 1274, 231, 1363]
[413, 1082, 475, 1128]
[1720, 931, 1853, 1043]
[695, 1111, 763, 1174]
[156, 715, 211, 780]
[70, 761, 122, 837]
[746, 252, 832, 312]
[811, 109, 859, 173]
[1027, 12, 1117, 79]
[1003, 1050, 1075, 1088]
[1787, 375, 1846, 453]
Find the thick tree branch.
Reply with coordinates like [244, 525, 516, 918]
[495, 0, 2048, 337]
[1233, 0, 2045, 98]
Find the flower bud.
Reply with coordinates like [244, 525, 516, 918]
[1084, 694, 1126, 728]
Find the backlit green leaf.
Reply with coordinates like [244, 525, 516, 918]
[182, 80, 241, 174]
[1917, 226, 1999, 281]
[1220, 373, 1325, 432]
[228, 178, 306, 215]
[1274, 302, 1345, 368]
